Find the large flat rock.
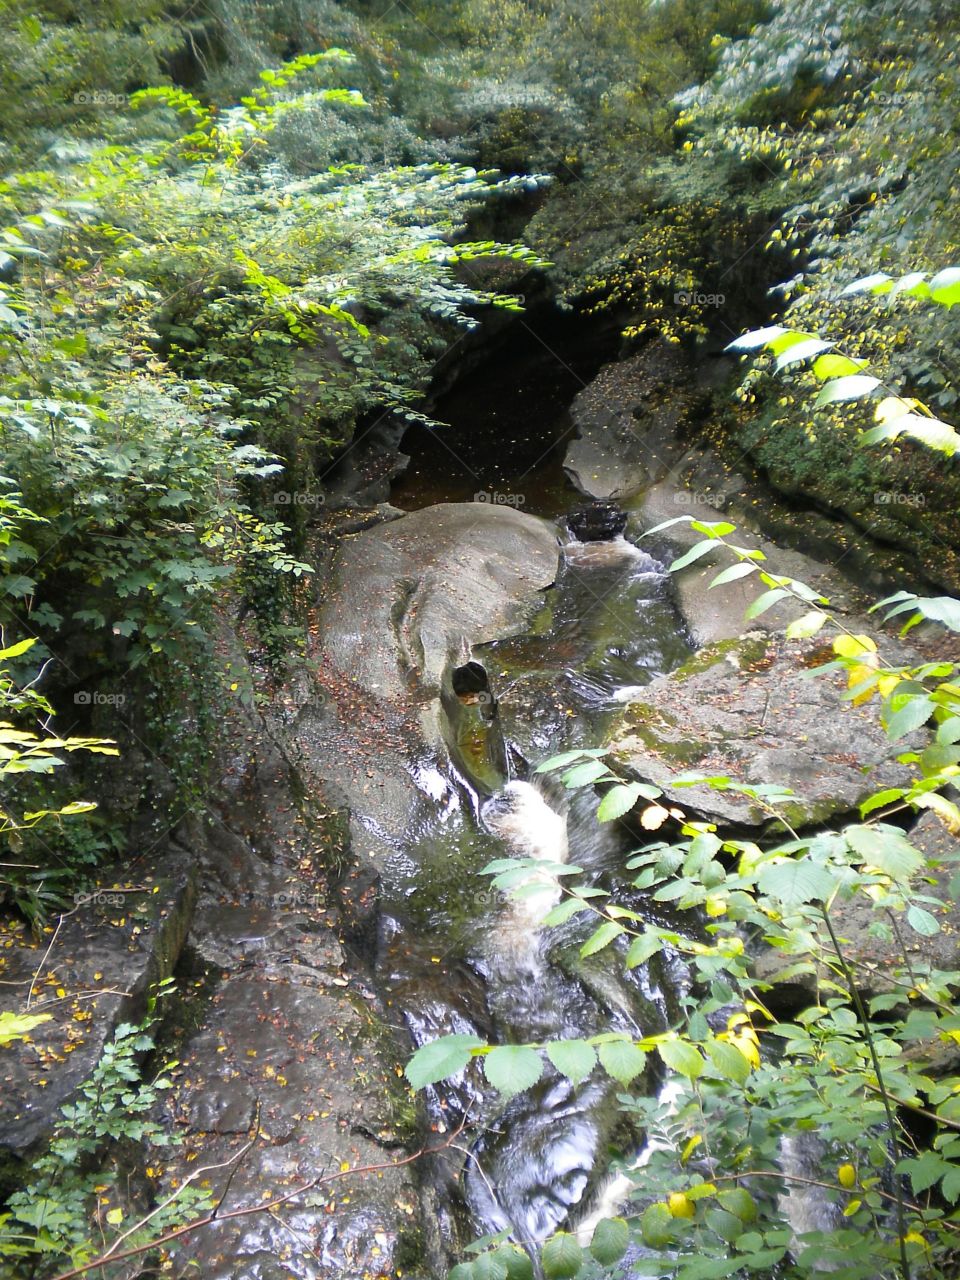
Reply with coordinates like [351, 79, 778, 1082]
[318, 501, 558, 700]
[608, 633, 915, 830]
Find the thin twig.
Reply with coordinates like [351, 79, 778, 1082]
[50, 1117, 469, 1280]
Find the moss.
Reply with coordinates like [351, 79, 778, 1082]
[617, 702, 710, 767]
[671, 634, 771, 683]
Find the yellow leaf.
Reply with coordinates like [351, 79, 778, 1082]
[106, 1207, 123, 1225]
[875, 396, 920, 423]
[833, 634, 877, 659]
[680, 1135, 702, 1164]
[667, 1193, 695, 1219]
[641, 804, 671, 830]
[838, 1163, 856, 1188]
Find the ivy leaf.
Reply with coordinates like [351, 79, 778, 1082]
[483, 1045, 544, 1097]
[590, 1217, 630, 1265]
[540, 1233, 584, 1279]
[597, 1038, 647, 1085]
[405, 1034, 485, 1090]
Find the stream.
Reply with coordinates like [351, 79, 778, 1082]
[359, 346, 697, 1258]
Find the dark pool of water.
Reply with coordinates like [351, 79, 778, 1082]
[390, 315, 618, 517]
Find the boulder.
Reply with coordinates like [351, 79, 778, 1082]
[607, 633, 915, 831]
[317, 501, 558, 700]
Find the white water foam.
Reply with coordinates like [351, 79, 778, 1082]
[575, 1076, 686, 1245]
[480, 780, 569, 969]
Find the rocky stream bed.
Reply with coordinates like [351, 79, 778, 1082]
[3, 336, 959, 1280]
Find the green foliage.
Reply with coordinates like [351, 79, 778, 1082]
[0, 995, 213, 1278]
[408, 525, 960, 1279]
[727, 269, 960, 458]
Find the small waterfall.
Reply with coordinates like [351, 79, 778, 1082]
[480, 780, 569, 972]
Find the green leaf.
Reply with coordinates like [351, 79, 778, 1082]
[705, 1038, 750, 1084]
[744, 588, 789, 619]
[658, 1038, 704, 1079]
[709, 562, 758, 588]
[580, 920, 624, 957]
[670, 540, 718, 572]
[541, 1232, 583, 1279]
[885, 695, 935, 740]
[907, 905, 940, 937]
[717, 1187, 758, 1223]
[405, 1034, 485, 1090]
[541, 897, 589, 926]
[474, 1254, 509, 1280]
[756, 859, 836, 906]
[641, 1202, 675, 1248]
[562, 759, 611, 787]
[484, 1045, 544, 1097]
[705, 1207, 744, 1243]
[597, 782, 648, 821]
[814, 374, 881, 405]
[625, 931, 664, 969]
[597, 1038, 647, 1085]
[845, 825, 923, 882]
[590, 1217, 630, 1265]
[546, 1039, 597, 1086]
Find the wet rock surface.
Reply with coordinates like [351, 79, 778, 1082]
[0, 851, 196, 1170]
[157, 731, 423, 1280]
[563, 342, 698, 501]
[317, 500, 559, 699]
[607, 632, 916, 830]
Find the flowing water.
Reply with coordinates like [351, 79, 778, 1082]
[373, 521, 694, 1256]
